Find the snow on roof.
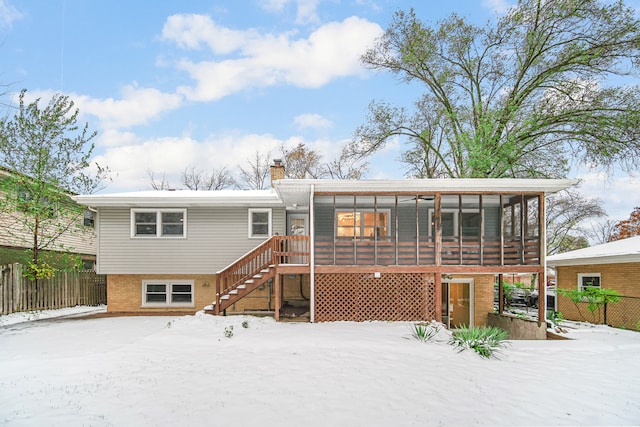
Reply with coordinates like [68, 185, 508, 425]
[547, 236, 640, 266]
[74, 178, 578, 209]
[73, 189, 282, 207]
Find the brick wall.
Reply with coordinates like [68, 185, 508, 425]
[556, 262, 640, 328]
[107, 274, 217, 313]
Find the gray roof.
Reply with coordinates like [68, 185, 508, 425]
[547, 236, 640, 266]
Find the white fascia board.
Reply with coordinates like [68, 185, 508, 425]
[276, 178, 577, 193]
[73, 190, 283, 208]
[548, 254, 640, 267]
[274, 178, 578, 204]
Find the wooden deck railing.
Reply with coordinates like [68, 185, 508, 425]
[314, 235, 540, 266]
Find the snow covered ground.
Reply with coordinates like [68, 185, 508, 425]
[1, 307, 639, 426]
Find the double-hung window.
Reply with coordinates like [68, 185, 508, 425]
[248, 208, 272, 238]
[142, 280, 194, 307]
[83, 210, 95, 228]
[131, 209, 186, 238]
[578, 273, 601, 291]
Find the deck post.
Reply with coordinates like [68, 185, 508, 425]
[214, 275, 220, 315]
[434, 273, 442, 322]
[274, 273, 280, 321]
[537, 270, 545, 323]
[498, 273, 504, 314]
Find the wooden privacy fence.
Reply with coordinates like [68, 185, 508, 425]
[0, 264, 107, 315]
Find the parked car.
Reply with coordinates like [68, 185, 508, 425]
[529, 286, 556, 309]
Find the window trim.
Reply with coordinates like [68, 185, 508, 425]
[578, 273, 601, 291]
[131, 208, 187, 238]
[141, 280, 195, 308]
[248, 208, 272, 239]
[335, 208, 391, 240]
[83, 210, 95, 228]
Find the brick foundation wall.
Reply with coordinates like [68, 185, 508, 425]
[107, 274, 217, 313]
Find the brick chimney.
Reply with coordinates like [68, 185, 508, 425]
[270, 159, 285, 187]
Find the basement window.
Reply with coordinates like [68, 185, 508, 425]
[142, 280, 194, 307]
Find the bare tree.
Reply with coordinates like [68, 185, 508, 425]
[588, 218, 618, 245]
[181, 165, 234, 190]
[281, 143, 326, 179]
[325, 145, 369, 180]
[238, 151, 271, 190]
[146, 169, 172, 190]
[546, 189, 607, 255]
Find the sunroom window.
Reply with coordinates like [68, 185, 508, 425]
[336, 210, 389, 239]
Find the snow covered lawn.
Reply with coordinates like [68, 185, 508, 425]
[1, 308, 639, 426]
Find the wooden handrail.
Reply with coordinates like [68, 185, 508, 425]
[215, 236, 310, 314]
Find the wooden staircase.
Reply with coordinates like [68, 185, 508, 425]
[204, 235, 309, 316]
[205, 266, 275, 314]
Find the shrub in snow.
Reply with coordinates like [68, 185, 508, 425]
[448, 326, 509, 359]
[242, 320, 249, 329]
[409, 321, 443, 342]
[224, 325, 234, 338]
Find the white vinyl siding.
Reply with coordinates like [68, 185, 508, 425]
[96, 206, 285, 274]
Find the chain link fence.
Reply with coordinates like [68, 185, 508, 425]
[604, 295, 640, 331]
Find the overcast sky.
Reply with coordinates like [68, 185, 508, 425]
[1, 0, 638, 220]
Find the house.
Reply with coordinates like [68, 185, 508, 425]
[73, 164, 575, 326]
[0, 167, 96, 268]
[547, 236, 640, 328]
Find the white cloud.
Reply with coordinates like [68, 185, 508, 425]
[165, 15, 383, 101]
[161, 14, 257, 54]
[75, 85, 183, 129]
[482, 0, 514, 14]
[574, 167, 640, 221]
[295, 0, 321, 24]
[17, 86, 183, 130]
[259, 0, 321, 24]
[293, 113, 332, 130]
[0, 0, 23, 28]
[93, 131, 350, 192]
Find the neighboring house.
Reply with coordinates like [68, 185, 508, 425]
[547, 236, 640, 328]
[0, 167, 96, 268]
[74, 164, 575, 325]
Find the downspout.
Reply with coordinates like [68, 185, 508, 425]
[309, 184, 315, 323]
